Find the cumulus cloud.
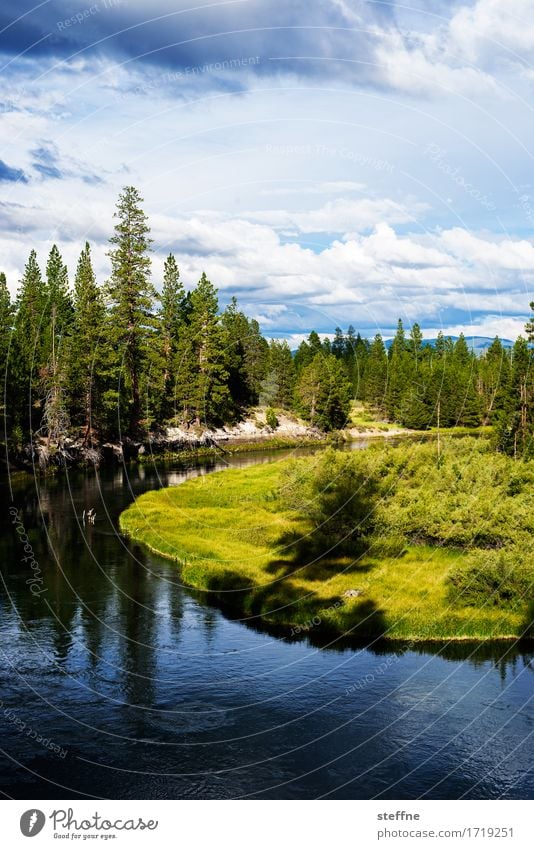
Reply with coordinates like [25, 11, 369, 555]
[249, 198, 428, 234]
[431, 315, 528, 341]
[375, 0, 534, 97]
[374, 29, 501, 98]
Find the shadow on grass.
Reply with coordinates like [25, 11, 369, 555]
[195, 558, 388, 640]
[265, 527, 373, 582]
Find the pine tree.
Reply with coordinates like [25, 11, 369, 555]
[41, 304, 70, 451]
[389, 318, 406, 359]
[497, 336, 532, 458]
[408, 322, 424, 365]
[386, 347, 409, 422]
[107, 186, 155, 436]
[342, 325, 357, 389]
[260, 339, 295, 408]
[183, 272, 229, 425]
[220, 297, 249, 414]
[153, 253, 185, 421]
[399, 384, 430, 429]
[68, 243, 106, 444]
[364, 333, 387, 412]
[294, 339, 312, 373]
[449, 333, 481, 426]
[456, 374, 482, 427]
[332, 327, 345, 359]
[242, 318, 268, 403]
[295, 353, 352, 430]
[39, 245, 73, 450]
[0, 273, 14, 430]
[479, 337, 510, 424]
[294, 331, 324, 375]
[434, 330, 447, 356]
[453, 332, 471, 366]
[45, 244, 73, 334]
[12, 251, 47, 433]
[220, 299, 268, 415]
[525, 301, 534, 341]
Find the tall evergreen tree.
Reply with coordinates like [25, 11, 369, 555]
[153, 253, 185, 421]
[294, 331, 324, 375]
[349, 331, 369, 398]
[497, 336, 532, 458]
[219, 299, 267, 415]
[331, 327, 345, 359]
[525, 301, 534, 341]
[434, 330, 447, 356]
[12, 251, 47, 433]
[386, 325, 409, 421]
[479, 337, 510, 424]
[45, 244, 73, 333]
[295, 353, 352, 430]
[68, 243, 106, 444]
[364, 333, 388, 412]
[0, 273, 14, 431]
[453, 332, 471, 366]
[408, 322, 424, 365]
[389, 318, 406, 359]
[243, 318, 269, 403]
[181, 272, 229, 425]
[40, 245, 73, 448]
[261, 339, 295, 408]
[107, 186, 155, 436]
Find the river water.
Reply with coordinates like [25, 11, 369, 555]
[0, 448, 532, 799]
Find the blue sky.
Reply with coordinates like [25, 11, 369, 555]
[1, 0, 533, 342]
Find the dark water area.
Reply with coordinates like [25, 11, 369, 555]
[0, 447, 533, 800]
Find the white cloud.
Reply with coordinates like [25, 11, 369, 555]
[431, 315, 527, 340]
[375, 29, 501, 98]
[249, 197, 428, 234]
[363, 223, 455, 267]
[440, 228, 534, 271]
[449, 0, 534, 64]
[260, 181, 366, 196]
[373, 0, 534, 98]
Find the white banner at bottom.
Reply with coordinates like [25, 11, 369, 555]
[1, 799, 530, 848]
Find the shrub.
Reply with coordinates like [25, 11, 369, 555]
[448, 545, 534, 608]
[279, 449, 380, 552]
[265, 407, 278, 429]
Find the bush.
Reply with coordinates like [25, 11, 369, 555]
[279, 449, 380, 553]
[372, 437, 533, 549]
[265, 407, 278, 429]
[448, 545, 534, 608]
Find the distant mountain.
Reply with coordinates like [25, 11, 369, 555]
[384, 335, 514, 353]
[290, 334, 515, 355]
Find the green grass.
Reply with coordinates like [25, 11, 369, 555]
[120, 447, 532, 642]
[348, 402, 400, 431]
[348, 401, 493, 437]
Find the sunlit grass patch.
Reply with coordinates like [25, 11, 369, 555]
[120, 440, 533, 642]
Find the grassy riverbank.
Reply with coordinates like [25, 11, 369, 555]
[120, 437, 533, 642]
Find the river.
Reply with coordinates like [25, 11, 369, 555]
[0, 447, 533, 799]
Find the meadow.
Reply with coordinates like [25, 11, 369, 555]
[120, 437, 533, 642]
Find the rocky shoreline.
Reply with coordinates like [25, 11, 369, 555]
[5, 412, 325, 471]
[4, 411, 416, 472]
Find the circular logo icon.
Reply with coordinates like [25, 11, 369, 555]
[20, 810, 46, 837]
